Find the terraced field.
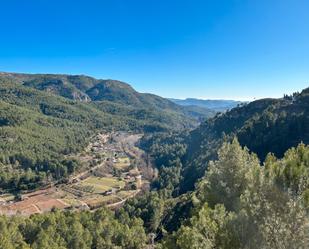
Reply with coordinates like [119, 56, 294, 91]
[113, 157, 131, 170]
[0, 132, 148, 216]
[73, 176, 125, 194]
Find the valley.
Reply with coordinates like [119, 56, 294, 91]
[1, 1, 308, 247]
[0, 131, 151, 215]
[0, 73, 308, 248]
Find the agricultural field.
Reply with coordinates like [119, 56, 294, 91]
[73, 176, 125, 194]
[82, 195, 121, 209]
[113, 157, 131, 170]
[117, 190, 137, 199]
[0, 132, 147, 216]
[0, 188, 69, 215]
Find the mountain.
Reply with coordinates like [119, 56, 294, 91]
[137, 87, 309, 238]
[169, 98, 244, 112]
[0, 76, 308, 248]
[0, 80, 149, 190]
[144, 87, 309, 194]
[0, 72, 214, 121]
[0, 72, 214, 191]
[182, 88, 309, 191]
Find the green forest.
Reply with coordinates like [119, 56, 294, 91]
[0, 74, 207, 191]
[1, 141, 308, 248]
[0, 73, 308, 248]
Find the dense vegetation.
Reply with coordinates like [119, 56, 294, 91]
[145, 88, 309, 194]
[0, 207, 147, 249]
[0, 72, 213, 121]
[0, 72, 308, 249]
[130, 87, 309, 244]
[180, 88, 308, 192]
[0, 73, 210, 191]
[1, 140, 308, 248]
[160, 140, 309, 248]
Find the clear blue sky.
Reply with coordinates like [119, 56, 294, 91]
[0, 0, 308, 100]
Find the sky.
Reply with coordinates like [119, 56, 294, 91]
[0, 0, 308, 100]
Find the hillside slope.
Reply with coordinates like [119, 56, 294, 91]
[143, 87, 309, 195]
[0, 74, 205, 191]
[135, 87, 309, 238]
[0, 72, 214, 121]
[181, 88, 309, 191]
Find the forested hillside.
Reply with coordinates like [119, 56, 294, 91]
[0, 207, 147, 249]
[180, 88, 309, 191]
[0, 74, 308, 248]
[0, 72, 213, 121]
[142, 88, 309, 196]
[1, 141, 308, 249]
[160, 141, 309, 249]
[129, 87, 309, 246]
[147, 89, 305, 193]
[0, 74, 207, 192]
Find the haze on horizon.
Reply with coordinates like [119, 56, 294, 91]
[0, 0, 308, 100]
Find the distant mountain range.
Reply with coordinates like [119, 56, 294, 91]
[168, 98, 244, 112]
[0, 72, 214, 123]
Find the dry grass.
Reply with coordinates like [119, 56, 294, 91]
[114, 157, 130, 170]
[75, 176, 125, 194]
[0, 193, 15, 202]
[117, 190, 136, 199]
[2, 194, 68, 215]
[61, 197, 81, 206]
[84, 195, 119, 209]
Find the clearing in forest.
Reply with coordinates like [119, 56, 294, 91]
[0, 131, 151, 216]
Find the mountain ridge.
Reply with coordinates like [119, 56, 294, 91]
[180, 87, 309, 192]
[0, 72, 214, 121]
[169, 97, 244, 112]
[0, 72, 216, 191]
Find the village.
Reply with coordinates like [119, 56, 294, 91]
[0, 132, 154, 215]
